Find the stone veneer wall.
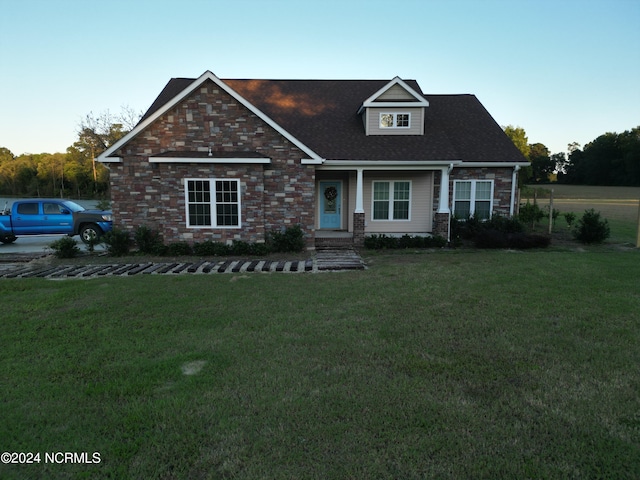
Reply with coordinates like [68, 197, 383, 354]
[450, 167, 515, 216]
[353, 212, 365, 247]
[432, 167, 516, 238]
[433, 213, 449, 239]
[108, 79, 316, 247]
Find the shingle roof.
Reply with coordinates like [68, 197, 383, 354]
[139, 76, 526, 164]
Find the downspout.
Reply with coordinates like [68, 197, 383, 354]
[447, 163, 454, 242]
[510, 165, 521, 216]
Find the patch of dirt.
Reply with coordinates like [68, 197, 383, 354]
[181, 361, 207, 376]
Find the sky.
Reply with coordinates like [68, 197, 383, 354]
[1, 0, 638, 157]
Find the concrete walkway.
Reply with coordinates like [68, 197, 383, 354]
[0, 249, 365, 279]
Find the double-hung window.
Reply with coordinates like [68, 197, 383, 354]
[379, 112, 411, 129]
[453, 180, 493, 220]
[372, 181, 411, 220]
[185, 179, 241, 228]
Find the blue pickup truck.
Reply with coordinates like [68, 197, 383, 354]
[0, 199, 113, 245]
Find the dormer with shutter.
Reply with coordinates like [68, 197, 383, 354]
[357, 76, 429, 136]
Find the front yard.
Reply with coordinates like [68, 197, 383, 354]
[1, 249, 639, 479]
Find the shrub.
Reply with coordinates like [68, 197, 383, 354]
[451, 215, 485, 240]
[544, 207, 561, 221]
[474, 230, 551, 249]
[451, 214, 524, 247]
[573, 209, 610, 244]
[134, 226, 166, 255]
[230, 240, 252, 255]
[248, 242, 270, 256]
[518, 201, 545, 228]
[364, 234, 396, 249]
[193, 240, 230, 256]
[49, 236, 80, 258]
[397, 235, 421, 249]
[84, 234, 101, 253]
[166, 242, 193, 256]
[102, 228, 131, 256]
[364, 234, 446, 250]
[563, 212, 577, 227]
[485, 214, 524, 234]
[268, 225, 305, 253]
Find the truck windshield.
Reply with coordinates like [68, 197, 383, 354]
[61, 201, 86, 213]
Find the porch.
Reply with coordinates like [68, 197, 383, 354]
[315, 165, 454, 246]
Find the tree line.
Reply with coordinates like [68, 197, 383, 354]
[504, 125, 640, 186]
[0, 108, 140, 199]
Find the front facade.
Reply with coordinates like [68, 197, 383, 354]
[97, 71, 528, 248]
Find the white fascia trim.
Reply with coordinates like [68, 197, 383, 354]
[96, 72, 214, 162]
[455, 161, 530, 168]
[96, 70, 324, 163]
[99, 157, 122, 163]
[149, 157, 271, 164]
[357, 76, 429, 114]
[301, 158, 324, 165]
[318, 159, 463, 170]
[370, 102, 427, 109]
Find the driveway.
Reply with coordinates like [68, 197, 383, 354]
[0, 234, 105, 258]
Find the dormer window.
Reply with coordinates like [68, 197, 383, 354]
[359, 77, 429, 136]
[380, 112, 410, 129]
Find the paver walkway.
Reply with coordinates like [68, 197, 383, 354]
[0, 249, 365, 279]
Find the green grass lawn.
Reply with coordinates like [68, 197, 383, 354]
[1, 250, 640, 479]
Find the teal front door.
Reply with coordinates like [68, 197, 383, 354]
[319, 181, 341, 229]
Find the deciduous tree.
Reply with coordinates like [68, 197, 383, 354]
[529, 143, 554, 183]
[503, 125, 530, 159]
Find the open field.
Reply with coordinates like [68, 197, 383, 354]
[1, 250, 639, 479]
[522, 185, 640, 223]
[522, 185, 640, 244]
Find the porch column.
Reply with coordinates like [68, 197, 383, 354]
[353, 168, 365, 247]
[355, 168, 364, 213]
[434, 164, 453, 241]
[438, 164, 453, 214]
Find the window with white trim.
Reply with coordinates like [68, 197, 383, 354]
[372, 181, 411, 220]
[453, 180, 493, 220]
[379, 112, 411, 129]
[185, 179, 241, 228]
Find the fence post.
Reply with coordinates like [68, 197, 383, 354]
[636, 197, 640, 248]
[548, 189, 554, 235]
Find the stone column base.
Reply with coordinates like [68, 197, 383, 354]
[353, 212, 365, 247]
[433, 212, 450, 240]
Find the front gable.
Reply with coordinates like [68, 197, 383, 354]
[97, 71, 323, 164]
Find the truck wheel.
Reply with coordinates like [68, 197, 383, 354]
[80, 224, 103, 244]
[0, 234, 17, 244]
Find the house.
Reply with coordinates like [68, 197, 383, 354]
[97, 70, 528, 249]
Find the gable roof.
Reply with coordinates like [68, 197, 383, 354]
[100, 71, 527, 165]
[99, 71, 322, 163]
[357, 76, 429, 114]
